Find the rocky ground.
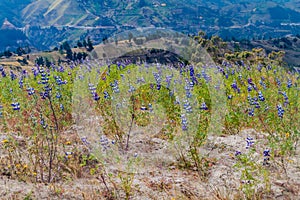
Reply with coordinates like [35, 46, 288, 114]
[0, 128, 300, 200]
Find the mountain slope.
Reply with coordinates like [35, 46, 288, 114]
[1, 0, 300, 51]
[0, 0, 33, 26]
[22, 0, 92, 26]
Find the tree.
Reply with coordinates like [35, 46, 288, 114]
[62, 41, 73, 60]
[22, 58, 28, 65]
[73, 52, 77, 60]
[87, 36, 94, 52]
[62, 41, 71, 52]
[66, 48, 73, 60]
[16, 47, 26, 56]
[35, 57, 44, 66]
[59, 45, 64, 54]
[17, 58, 28, 65]
[77, 40, 83, 48]
[77, 52, 82, 60]
[4, 50, 12, 58]
[45, 57, 51, 68]
[58, 58, 62, 65]
[82, 52, 88, 60]
[128, 32, 133, 42]
[83, 39, 87, 48]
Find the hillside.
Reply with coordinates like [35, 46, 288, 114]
[239, 35, 300, 67]
[1, 0, 300, 51]
[1, 34, 300, 199]
[2, 30, 300, 71]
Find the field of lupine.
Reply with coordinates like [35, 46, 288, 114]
[0, 54, 300, 199]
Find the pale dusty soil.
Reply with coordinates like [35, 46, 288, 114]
[1, 129, 300, 200]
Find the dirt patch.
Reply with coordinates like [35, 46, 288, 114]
[1, 128, 300, 199]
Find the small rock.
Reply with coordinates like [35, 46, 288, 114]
[151, 138, 164, 144]
[175, 178, 184, 184]
[169, 166, 176, 170]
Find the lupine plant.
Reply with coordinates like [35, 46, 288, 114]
[0, 45, 299, 199]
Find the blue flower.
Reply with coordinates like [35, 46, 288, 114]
[258, 91, 265, 101]
[248, 108, 254, 117]
[19, 79, 24, 89]
[55, 76, 67, 85]
[287, 79, 292, 88]
[148, 103, 153, 112]
[56, 92, 62, 99]
[0, 104, 3, 118]
[186, 90, 192, 98]
[181, 114, 188, 131]
[235, 151, 242, 156]
[44, 84, 52, 92]
[156, 84, 161, 90]
[88, 83, 96, 93]
[128, 85, 135, 93]
[280, 91, 289, 106]
[153, 72, 161, 84]
[1, 70, 6, 77]
[41, 72, 49, 84]
[183, 100, 192, 113]
[81, 137, 90, 145]
[246, 136, 254, 149]
[247, 85, 252, 92]
[103, 91, 110, 99]
[263, 149, 270, 157]
[276, 78, 281, 87]
[110, 80, 120, 93]
[247, 78, 253, 85]
[189, 66, 195, 77]
[60, 104, 64, 111]
[92, 92, 100, 101]
[259, 79, 267, 90]
[11, 102, 20, 111]
[27, 87, 35, 96]
[140, 106, 147, 111]
[277, 104, 284, 118]
[64, 151, 73, 160]
[40, 118, 46, 125]
[238, 74, 242, 80]
[10, 71, 17, 80]
[59, 66, 65, 72]
[200, 102, 208, 110]
[231, 81, 238, 90]
[100, 135, 110, 151]
[40, 91, 49, 99]
[263, 149, 270, 165]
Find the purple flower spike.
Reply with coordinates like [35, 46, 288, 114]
[235, 151, 242, 156]
[11, 102, 20, 111]
[93, 92, 100, 101]
[200, 102, 208, 110]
